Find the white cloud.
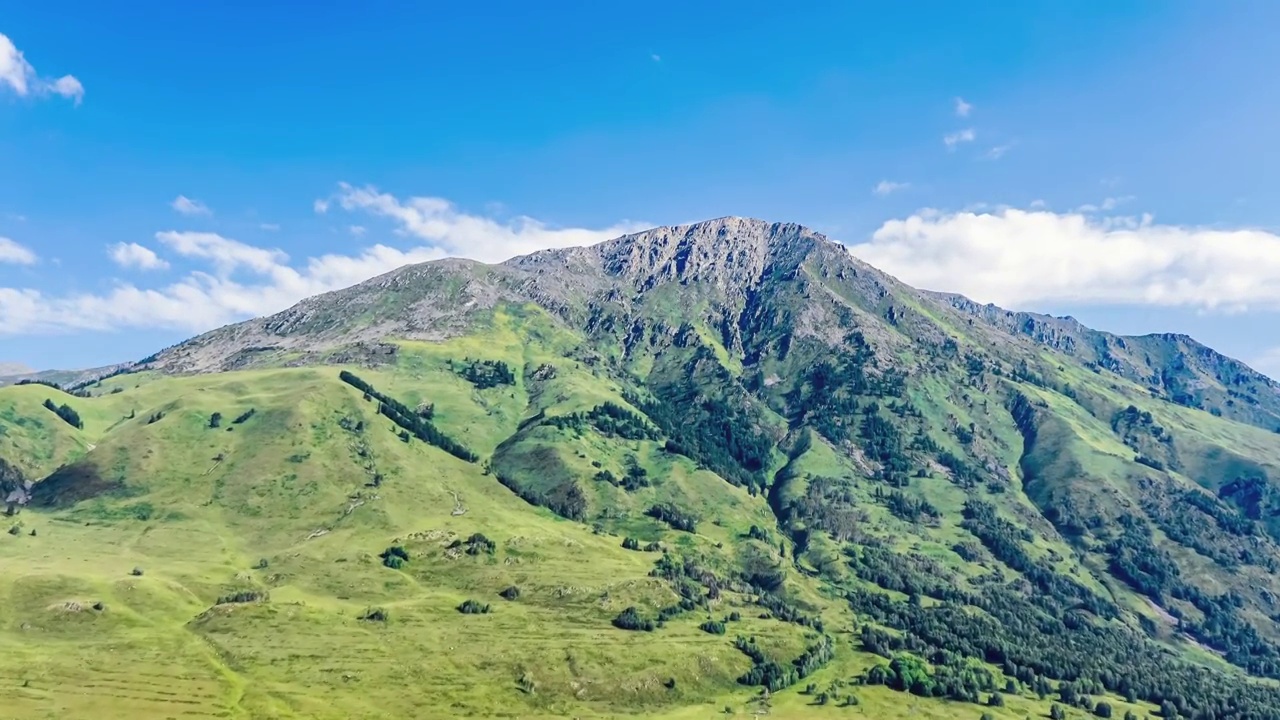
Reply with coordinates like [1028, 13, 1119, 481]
[48, 74, 83, 103]
[872, 180, 910, 197]
[0, 33, 83, 104]
[155, 231, 285, 274]
[1075, 196, 1136, 214]
[850, 206, 1280, 311]
[349, 225, 367, 237]
[651, 53, 662, 62]
[109, 242, 169, 271]
[954, 97, 972, 117]
[171, 195, 212, 216]
[0, 237, 36, 265]
[0, 193, 646, 336]
[983, 142, 1015, 160]
[943, 128, 976, 149]
[259, 223, 280, 231]
[319, 183, 648, 264]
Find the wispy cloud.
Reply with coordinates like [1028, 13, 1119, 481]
[349, 225, 367, 237]
[109, 242, 169, 271]
[259, 223, 281, 231]
[651, 53, 662, 62]
[1075, 196, 1136, 213]
[317, 183, 648, 264]
[954, 97, 972, 117]
[0, 237, 36, 265]
[0, 191, 647, 336]
[943, 128, 976, 149]
[872, 180, 910, 197]
[0, 32, 83, 104]
[171, 195, 212, 217]
[851, 205, 1280, 312]
[982, 142, 1015, 160]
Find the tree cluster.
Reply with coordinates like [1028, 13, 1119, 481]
[339, 371, 477, 462]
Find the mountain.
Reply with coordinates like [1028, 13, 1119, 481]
[4, 217, 1280, 720]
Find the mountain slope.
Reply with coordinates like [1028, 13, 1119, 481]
[4, 217, 1280, 720]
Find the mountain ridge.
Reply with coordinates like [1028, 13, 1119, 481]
[144, 216, 1280, 431]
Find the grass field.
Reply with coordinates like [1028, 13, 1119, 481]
[0, 318, 1223, 719]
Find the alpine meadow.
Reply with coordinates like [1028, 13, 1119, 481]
[2, 218, 1280, 720]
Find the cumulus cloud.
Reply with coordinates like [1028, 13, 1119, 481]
[0, 237, 36, 265]
[318, 183, 648, 263]
[954, 97, 972, 117]
[943, 128, 976, 149]
[872, 180, 910, 197]
[0, 32, 83, 104]
[0, 193, 647, 336]
[109, 243, 169, 271]
[850, 207, 1280, 311]
[171, 195, 212, 216]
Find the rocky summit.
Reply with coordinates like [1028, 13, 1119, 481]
[3, 217, 1280, 720]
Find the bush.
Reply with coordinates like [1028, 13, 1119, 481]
[499, 586, 521, 601]
[1095, 701, 1114, 718]
[622, 537, 640, 551]
[700, 620, 727, 635]
[646, 503, 698, 533]
[359, 607, 388, 622]
[380, 545, 409, 569]
[209, 412, 222, 429]
[130, 567, 144, 576]
[254, 558, 269, 569]
[612, 607, 656, 632]
[457, 599, 491, 615]
[216, 590, 267, 605]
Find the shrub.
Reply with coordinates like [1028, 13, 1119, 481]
[359, 607, 388, 622]
[216, 590, 267, 605]
[612, 606, 656, 632]
[622, 537, 640, 551]
[499, 586, 520, 601]
[130, 567, 144, 576]
[457, 599, 491, 615]
[209, 412, 223, 428]
[646, 503, 698, 533]
[700, 620, 727, 635]
[380, 545, 409, 569]
[254, 558, 269, 569]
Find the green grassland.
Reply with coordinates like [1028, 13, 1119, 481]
[0, 324, 1164, 720]
[5, 274, 1280, 720]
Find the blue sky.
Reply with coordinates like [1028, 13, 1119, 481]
[1, 1, 1279, 376]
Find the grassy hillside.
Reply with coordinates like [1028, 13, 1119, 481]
[5, 220, 1280, 719]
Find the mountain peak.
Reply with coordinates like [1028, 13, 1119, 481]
[590, 216, 832, 290]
